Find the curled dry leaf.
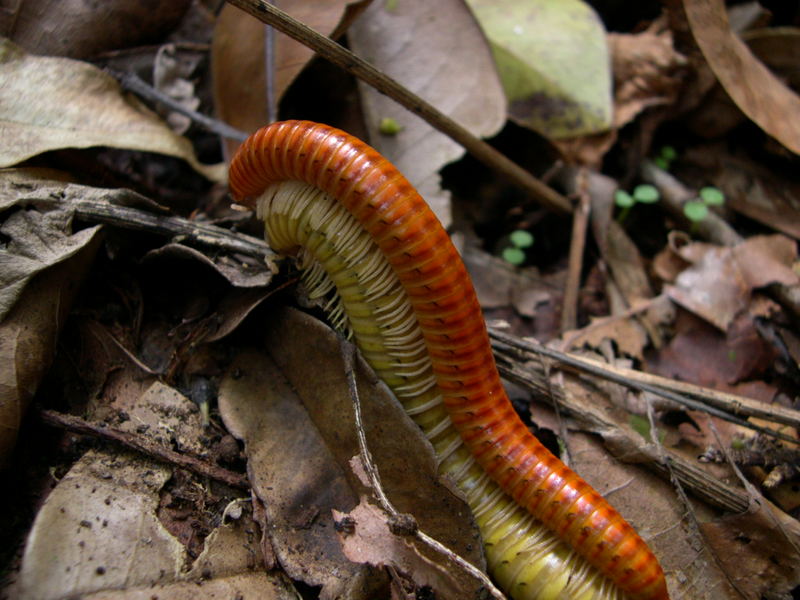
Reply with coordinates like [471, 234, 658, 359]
[684, 0, 800, 155]
[349, 0, 505, 226]
[218, 308, 484, 598]
[0, 38, 224, 182]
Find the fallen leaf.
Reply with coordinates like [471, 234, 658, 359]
[16, 450, 185, 599]
[333, 498, 484, 600]
[700, 502, 800, 598]
[144, 243, 271, 289]
[211, 1, 369, 158]
[218, 307, 484, 598]
[0, 206, 101, 321]
[0, 38, 224, 182]
[81, 574, 297, 600]
[349, 0, 505, 226]
[648, 310, 778, 388]
[219, 347, 374, 599]
[466, 0, 612, 139]
[2, 0, 191, 58]
[608, 22, 686, 130]
[684, 0, 800, 155]
[0, 206, 101, 464]
[666, 235, 798, 330]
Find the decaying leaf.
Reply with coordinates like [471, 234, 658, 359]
[0, 38, 224, 181]
[465, 0, 612, 139]
[219, 347, 375, 599]
[349, 0, 505, 226]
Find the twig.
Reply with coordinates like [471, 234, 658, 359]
[640, 160, 742, 246]
[561, 171, 590, 331]
[489, 327, 800, 443]
[33, 191, 274, 261]
[338, 339, 506, 600]
[39, 408, 250, 490]
[263, 1, 278, 124]
[115, 71, 249, 142]
[224, 0, 572, 215]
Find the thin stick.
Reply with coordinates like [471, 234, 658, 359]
[561, 171, 590, 331]
[40, 409, 249, 489]
[116, 71, 249, 142]
[338, 338, 506, 600]
[489, 328, 800, 443]
[224, 0, 572, 215]
[32, 191, 274, 261]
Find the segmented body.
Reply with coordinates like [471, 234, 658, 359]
[229, 120, 669, 600]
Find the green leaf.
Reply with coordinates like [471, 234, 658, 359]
[509, 229, 534, 248]
[633, 184, 659, 204]
[683, 200, 709, 222]
[465, 0, 612, 139]
[614, 189, 634, 208]
[699, 186, 725, 206]
[502, 247, 526, 265]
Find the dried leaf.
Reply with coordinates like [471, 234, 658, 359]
[349, 0, 505, 226]
[333, 499, 484, 600]
[608, 23, 686, 130]
[211, 1, 369, 157]
[0, 38, 224, 181]
[218, 308, 484, 598]
[0, 207, 100, 464]
[2, 0, 191, 58]
[219, 347, 373, 599]
[700, 503, 800, 598]
[17, 450, 185, 599]
[466, 0, 612, 139]
[648, 310, 779, 390]
[684, 0, 800, 155]
[666, 235, 799, 330]
[0, 207, 101, 321]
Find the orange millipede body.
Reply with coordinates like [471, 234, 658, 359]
[229, 120, 669, 600]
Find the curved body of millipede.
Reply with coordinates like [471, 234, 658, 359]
[229, 120, 669, 600]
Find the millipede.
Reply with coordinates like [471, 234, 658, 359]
[229, 120, 669, 600]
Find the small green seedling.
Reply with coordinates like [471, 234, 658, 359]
[379, 117, 403, 135]
[615, 184, 660, 224]
[683, 186, 725, 231]
[501, 229, 534, 266]
[653, 145, 678, 170]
